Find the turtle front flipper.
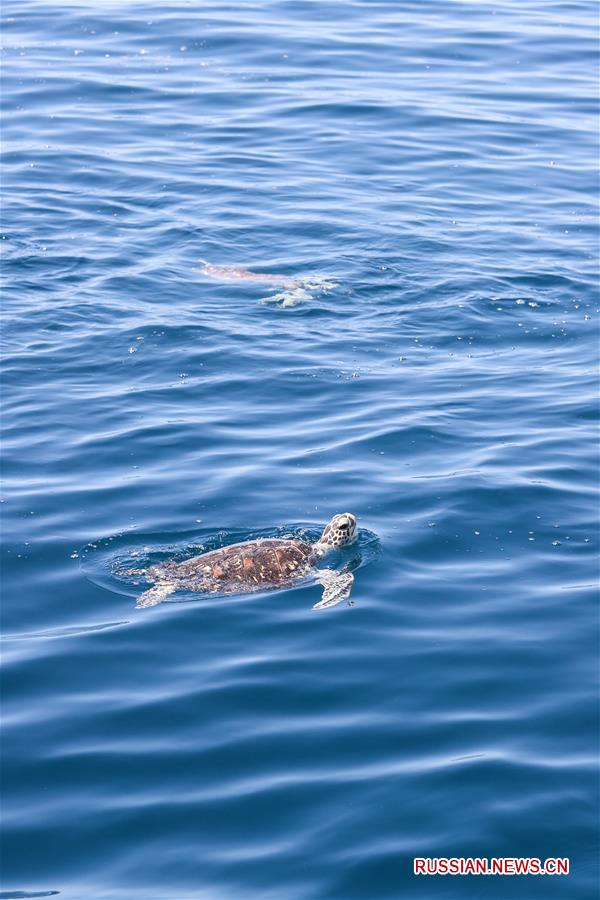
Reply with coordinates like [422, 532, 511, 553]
[313, 570, 354, 610]
[136, 582, 176, 609]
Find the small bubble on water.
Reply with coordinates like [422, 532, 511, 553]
[552, 540, 561, 546]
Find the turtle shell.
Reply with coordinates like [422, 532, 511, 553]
[153, 538, 313, 592]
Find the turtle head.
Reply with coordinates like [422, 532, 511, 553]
[314, 513, 358, 555]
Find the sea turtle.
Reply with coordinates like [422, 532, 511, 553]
[123, 513, 358, 610]
[198, 260, 338, 307]
[199, 260, 298, 286]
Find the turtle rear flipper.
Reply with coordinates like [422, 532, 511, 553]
[136, 583, 176, 609]
[313, 570, 354, 610]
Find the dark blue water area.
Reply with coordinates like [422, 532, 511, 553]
[1, 1, 598, 898]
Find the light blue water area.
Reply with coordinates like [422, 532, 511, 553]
[1, 1, 598, 898]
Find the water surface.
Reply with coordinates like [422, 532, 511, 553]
[1, 1, 598, 898]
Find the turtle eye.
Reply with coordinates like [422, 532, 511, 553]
[339, 523, 348, 530]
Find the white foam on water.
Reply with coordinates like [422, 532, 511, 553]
[261, 277, 339, 308]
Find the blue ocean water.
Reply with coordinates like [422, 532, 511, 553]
[1, 1, 598, 898]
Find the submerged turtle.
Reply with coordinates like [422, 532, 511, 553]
[123, 513, 358, 610]
[199, 260, 298, 286]
[198, 260, 338, 307]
